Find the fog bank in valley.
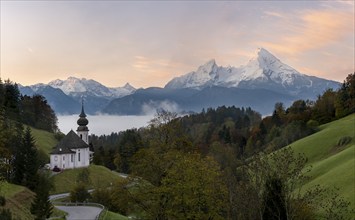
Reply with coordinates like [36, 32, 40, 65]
[58, 115, 153, 136]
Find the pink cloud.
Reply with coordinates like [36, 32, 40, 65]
[260, 9, 353, 56]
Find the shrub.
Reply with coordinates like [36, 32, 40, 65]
[0, 196, 6, 206]
[307, 120, 319, 130]
[0, 208, 12, 220]
[337, 136, 352, 147]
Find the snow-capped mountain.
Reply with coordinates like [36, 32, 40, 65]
[165, 48, 339, 98]
[20, 77, 137, 115]
[19, 48, 341, 116]
[48, 77, 136, 98]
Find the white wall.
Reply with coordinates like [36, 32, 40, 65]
[77, 131, 89, 144]
[50, 153, 74, 169]
[50, 147, 92, 170]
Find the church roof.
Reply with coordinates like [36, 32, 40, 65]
[50, 146, 75, 155]
[50, 130, 89, 155]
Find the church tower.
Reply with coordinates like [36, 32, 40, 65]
[77, 99, 89, 144]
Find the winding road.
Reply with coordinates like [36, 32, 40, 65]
[55, 205, 102, 220]
[49, 172, 127, 219]
[50, 191, 103, 220]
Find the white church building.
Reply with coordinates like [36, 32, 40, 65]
[50, 103, 93, 170]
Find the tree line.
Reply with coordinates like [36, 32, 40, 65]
[0, 79, 58, 133]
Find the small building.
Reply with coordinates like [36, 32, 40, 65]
[50, 103, 93, 170]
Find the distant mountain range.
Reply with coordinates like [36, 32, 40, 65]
[19, 48, 340, 115]
[19, 77, 136, 114]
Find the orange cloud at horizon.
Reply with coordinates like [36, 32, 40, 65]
[261, 9, 353, 56]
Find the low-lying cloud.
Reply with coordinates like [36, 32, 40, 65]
[141, 100, 181, 115]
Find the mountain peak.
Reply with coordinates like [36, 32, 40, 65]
[200, 59, 217, 68]
[165, 47, 329, 90]
[67, 76, 81, 81]
[252, 47, 279, 64]
[123, 83, 135, 91]
[205, 59, 216, 66]
[196, 59, 218, 74]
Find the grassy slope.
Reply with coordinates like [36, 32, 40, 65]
[101, 210, 129, 220]
[0, 182, 35, 220]
[289, 114, 355, 206]
[30, 126, 58, 155]
[51, 165, 123, 194]
[29, 127, 128, 217]
[0, 128, 58, 219]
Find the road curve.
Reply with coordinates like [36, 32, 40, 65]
[55, 205, 103, 220]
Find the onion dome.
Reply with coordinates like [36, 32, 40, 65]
[77, 100, 89, 127]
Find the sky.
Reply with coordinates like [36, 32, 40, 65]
[1, 1, 354, 88]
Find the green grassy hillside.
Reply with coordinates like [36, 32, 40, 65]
[50, 165, 123, 194]
[0, 182, 35, 220]
[100, 210, 129, 220]
[289, 114, 355, 206]
[30, 126, 58, 155]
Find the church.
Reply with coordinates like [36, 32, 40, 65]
[50, 103, 93, 170]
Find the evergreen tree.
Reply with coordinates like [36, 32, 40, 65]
[30, 173, 53, 220]
[335, 73, 355, 118]
[3, 80, 21, 120]
[22, 127, 39, 190]
[0, 78, 4, 108]
[12, 127, 39, 190]
[11, 126, 25, 185]
[20, 95, 58, 132]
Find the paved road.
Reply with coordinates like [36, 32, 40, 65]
[49, 192, 70, 201]
[56, 205, 102, 220]
[50, 190, 101, 219]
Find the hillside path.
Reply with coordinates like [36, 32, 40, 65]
[55, 205, 102, 220]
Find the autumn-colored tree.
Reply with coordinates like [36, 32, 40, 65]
[161, 153, 227, 219]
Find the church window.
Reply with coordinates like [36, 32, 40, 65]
[78, 153, 81, 161]
[80, 134, 82, 139]
[63, 156, 65, 161]
[71, 154, 74, 162]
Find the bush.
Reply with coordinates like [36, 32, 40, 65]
[0, 196, 6, 206]
[337, 136, 352, 146]
[0, 208, 12, 220]
[70, 183, 91, 203]
[307, 120, 319, 130]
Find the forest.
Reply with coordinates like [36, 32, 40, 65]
[87, 73, 354, 219]
[92, 73, 354, 174]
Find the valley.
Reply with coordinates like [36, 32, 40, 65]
[1, 73, 354, 219]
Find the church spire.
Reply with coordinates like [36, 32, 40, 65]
[77, 98, 88, 127]
[79, 97, 86, 118]
[77, 97, 89, 144]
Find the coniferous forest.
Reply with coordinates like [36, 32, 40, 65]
[0, 79, 57, 219]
